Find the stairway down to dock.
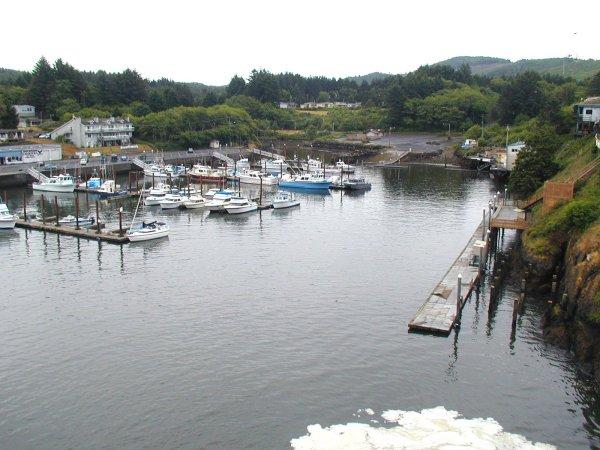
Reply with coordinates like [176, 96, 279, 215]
[251, 148, 284, 160]
[211, 150, 234, 166]
[26, 167, 49, 183]
[131, 157, 152, 171]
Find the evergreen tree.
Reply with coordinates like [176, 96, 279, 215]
[588, 70, 600, 96]
[27, 57, 55, 116]
[227, 75, 246, 97]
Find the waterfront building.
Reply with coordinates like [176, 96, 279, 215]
[50, 116, 134, 148]
[505, 141, 526, 171]
[0, 144, 62, 165]
[12, 104, 40, 128]
[0, 129, 25, 143]
[575, 97, 600, 134]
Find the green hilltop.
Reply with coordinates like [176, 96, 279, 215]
[436, 56, 600, 80]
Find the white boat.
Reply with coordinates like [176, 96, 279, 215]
[97, 180, 127, 199]
[236, 170, 279, 185]
[188, 164, 226, 183]
[224, 197, 258, 214]
[206, 190, 235, 212]
[272, 191, 300, 209]
[32, 174, 76, 193]
[160, 193, 187, 209]
[127, 191, 170, 242]
[203, 188, 221, 200]
[335, 159, 356, 173]
[127, 220, 170, 242]
[182, 195, 206, 209]
[344, 177, 371, 190]
[0, 202, 16, 229]
[142, 182, 171, 196]
[58, 215, 95, 227]
[260, 158, 289, 175]
[144, 193, 166, 206]
[231, 158, 251, 174]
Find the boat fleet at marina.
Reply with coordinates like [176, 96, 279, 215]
[2, 154, 371, 241]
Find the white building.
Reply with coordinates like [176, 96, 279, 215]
[300, 101, 361, 109]
[575, 97, 600, 134]
[0, 129, 24, 143]
[0, 144, 61, 165]
[278, 101, 297, 109]
[50, 116, 134, 148]
[505, 141, 526, 171]
[12, 105, 40, 128]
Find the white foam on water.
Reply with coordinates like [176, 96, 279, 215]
[290, 406, 555, 450]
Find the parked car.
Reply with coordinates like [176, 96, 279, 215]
[80, 158, 88, 165]
[187, 148, 194, 154]
[38, 133, 51, 139]
[120, 155, 128, 161]
[43, 163, 58, 170]
[110, 154, 118, 162]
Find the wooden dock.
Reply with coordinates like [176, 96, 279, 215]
[408, 220, 489, 335]
[14, 219, 129, 244]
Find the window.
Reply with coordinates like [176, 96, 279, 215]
[586, 109, 593, 115]
[579, 107, 583, 114]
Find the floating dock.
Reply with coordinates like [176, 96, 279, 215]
[408, 220, 488, 335]
[14, 219, 128, 244]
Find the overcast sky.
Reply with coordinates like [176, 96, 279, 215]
[3, 0, 593, 85]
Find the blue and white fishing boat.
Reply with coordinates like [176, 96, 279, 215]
[279, 174, 331, 190]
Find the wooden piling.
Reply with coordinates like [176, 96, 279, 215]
[23, 190, 27, 221]
[95, 200, 100, 234]
[54, 196, 59, 227]
[118, 206, 123, 236]
[40, 194, 45, 223]
[75, 193, 80, 230]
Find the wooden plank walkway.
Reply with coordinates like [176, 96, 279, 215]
[408, 221, 487, 335]
[14, 219, 129, 244]
[490, 203, 528, 230]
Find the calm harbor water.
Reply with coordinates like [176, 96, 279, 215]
[1, 165, 599, 449]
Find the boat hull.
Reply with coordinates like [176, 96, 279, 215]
[273, 200, 300, 209]
[225, 204, 258, 214]
[237, 176, 279, 185]
[32, 183, 75, 193]
[189, 175, 227, 184]
[279, 181, 331, 190]
[160, 202, 183, 209]
[128, 229, 169, 242]
[0, 217, 16, 229]
[182, 201, 205, 209]
[344, 183, 371, 190]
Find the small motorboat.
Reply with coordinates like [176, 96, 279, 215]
[224, 197, 258, 214]
[182, 195, 206, 209]
[206, 190, 236, 212]
[160, 194, 187, 209]
[272, 191, 300, 209]
[32, 174, 76, 193]
[344, 178, 372, 190]
[202, 188, 221, 200]
[236, 169, 279, 185]
[279, 174, 331, 190]
[58, 215, 95, 227]
[335, 159, 356, 173]
[0, 201, 16, 229]
[127, 220, 170, 242]
[97, 180, 127, 199]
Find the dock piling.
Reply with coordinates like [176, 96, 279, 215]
[456, 274, 463, 319]
[95, 200, 100, 234]
[118, 206, 123, 236]
[482, 208, 486, 240]
[75, 193, 80, 230]
[40, 194, 45, 223]
[54, 196, 59, 227]
[23, 190, 27, 221]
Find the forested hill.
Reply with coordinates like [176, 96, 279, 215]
[345, 72, 392, 85]
[436, 56, 600, 80]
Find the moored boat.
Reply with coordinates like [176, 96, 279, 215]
[236, 169, 279, 185]
[224, 197, 258, 214]
[32, 174, 76, 193]
[58, 215, 95, 227]
[160, 193, 187, 209]
[206, 190, 235, 212]
[272, 191, 300, 209]
[127, 220, 170, 242]
[343, 177, 371, 190]
[279, 174, 331, 190]
[182, 195, 206, 209]
[188, 165, 227, 183]
[0, 201, 16, 229]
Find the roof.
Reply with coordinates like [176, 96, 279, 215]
[577, 97, 600, 106]
[82, 117, 131, 125]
